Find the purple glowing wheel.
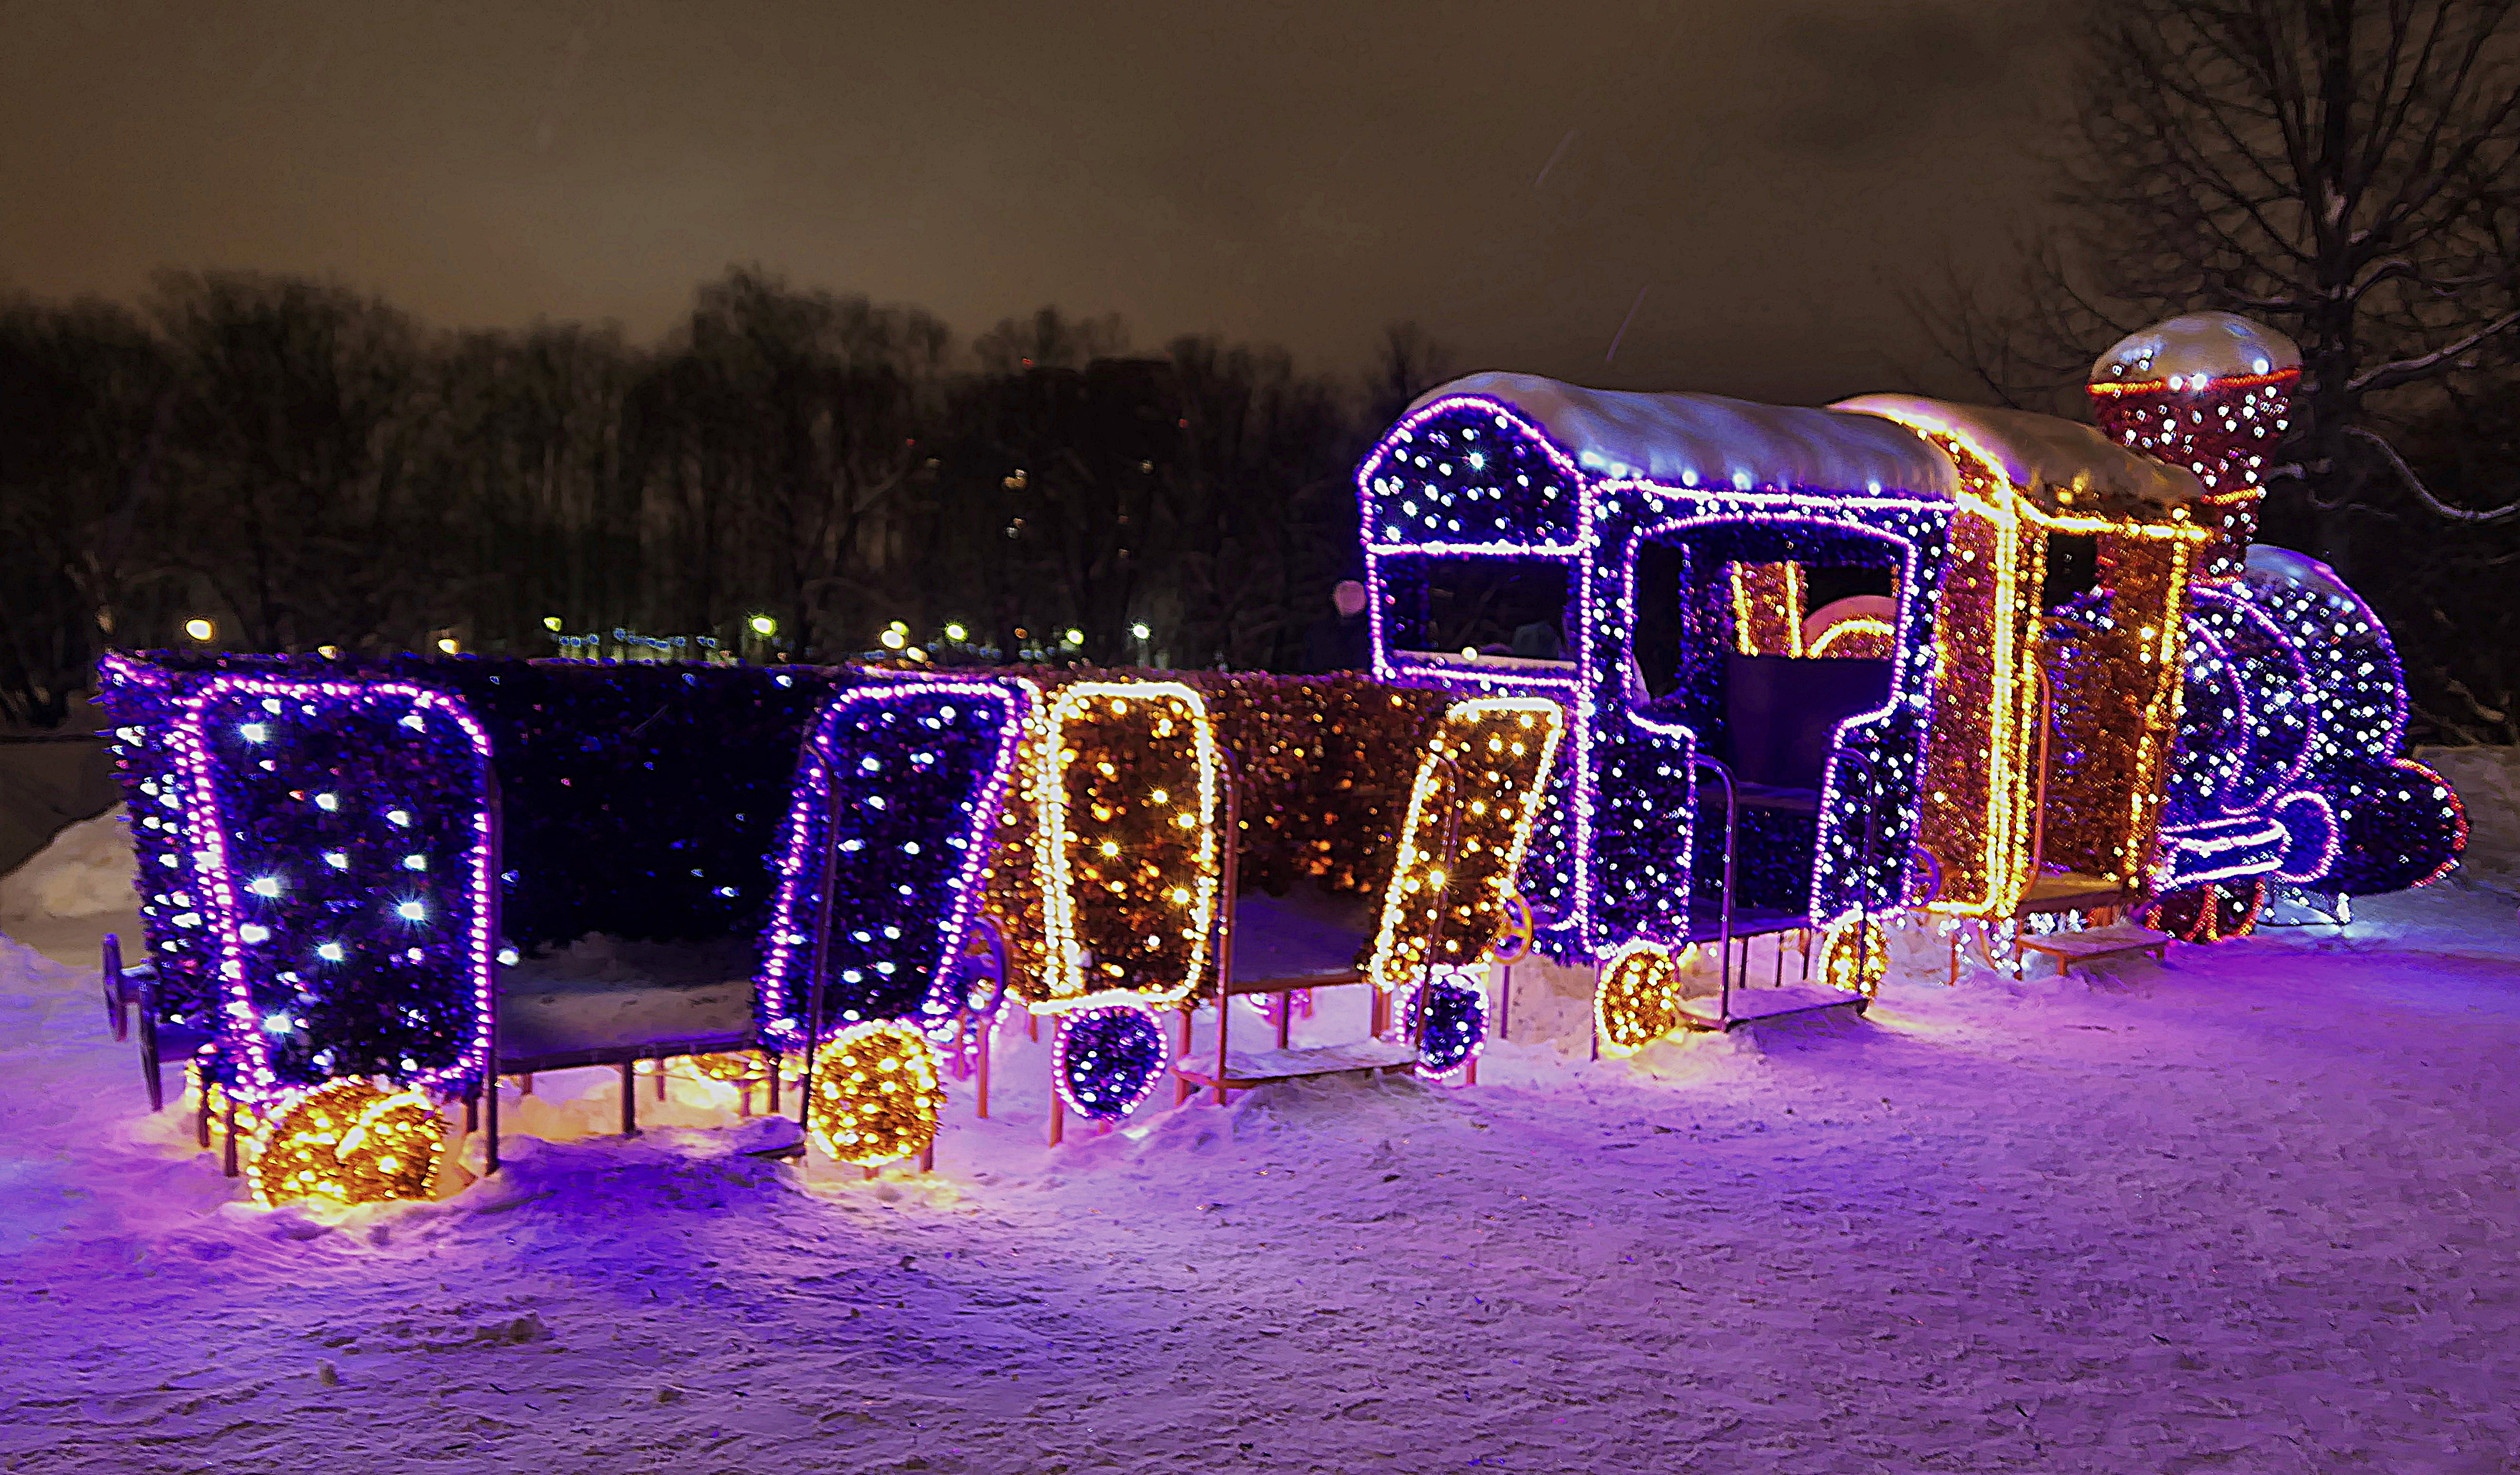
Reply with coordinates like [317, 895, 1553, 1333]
[1409, 971, 1487, 1079]
[1055, 1005, 1167, 1121]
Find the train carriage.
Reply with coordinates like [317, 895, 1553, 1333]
[1358, 374, 1961, 1033]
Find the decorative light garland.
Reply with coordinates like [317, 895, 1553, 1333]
[168, 675, 499, 1106]
[245, 1077, 447, 1207]
[1407, 969, 1488, 1078]
[1594, 940, 1688, 1055]
[1805, 616, 1894, 659]
[756, 678, 1029, 1053]
[1727, 562, 1806, 655]
[1365, 698, 1564, 992]
[804, 1020, 947, 1165]
[1052, 1004, 1169, 1121]
[1026, 681, 1223, 1013]
[1358, 385, 1957, 963]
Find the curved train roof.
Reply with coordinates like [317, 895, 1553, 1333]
[1832, 394, 2209, 521]
[1396, 372, 1959, 499]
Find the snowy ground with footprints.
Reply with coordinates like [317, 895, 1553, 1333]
[2, 879, 2515, 1474]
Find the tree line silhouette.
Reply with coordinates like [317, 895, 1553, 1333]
[1, 267, 1459, 726]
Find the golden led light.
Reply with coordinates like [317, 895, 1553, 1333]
[1817, 916, 1888, 997]
[1595, 941, 1689, 1055]
[436, 638, 459, 655]
[184, 618, 214, 642]
[1726, 562, 1806, 656]
[806, 1022, 946, 1166]
[245, 1078, 447, 1208]
[880, 629, 907, 651]
[944, 622, 967, 641]
[1806, 615, 1894, 659]
[1030, 681, 1222, 1011]
[1837, 397, 2212, 917]
[750, 614, 778, 638]
[1366, 698, 1564, 993]
[543, 615, 564, 632]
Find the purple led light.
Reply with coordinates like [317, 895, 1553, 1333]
[754, 676, 1030, 1050]
[1357, 393, 1951, 962]
[168, 676, 497, 1106]
[1052, 1003, 1168, 1121]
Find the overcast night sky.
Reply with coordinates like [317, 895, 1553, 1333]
[1, 1, 2074, 405]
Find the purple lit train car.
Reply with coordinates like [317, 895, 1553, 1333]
[94, 653, 1024, 1199]
[1358, 374, 1959, 1033]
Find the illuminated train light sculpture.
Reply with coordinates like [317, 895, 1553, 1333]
[1359, 375, 1960, 1043]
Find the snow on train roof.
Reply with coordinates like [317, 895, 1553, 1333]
[1402, 372, 1958, 499]
[1832, 394, 2208, 519]
[2088, 311, 2301, 387]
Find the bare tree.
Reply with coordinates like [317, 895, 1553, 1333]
[1915, 0, 2520, 551]
[151, 272, 457, 653]
[1365, 321, 1457, 431]
[0, 296, 176, 723]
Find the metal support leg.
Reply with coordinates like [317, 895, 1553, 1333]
[619, 1060, 639, 1138]
[976, 1019, 992, 1119]
[221, 1098, 239, 1177]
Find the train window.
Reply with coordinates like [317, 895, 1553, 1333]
[2042, 532, 2100, 610]
[1379, 555, 1573, 664]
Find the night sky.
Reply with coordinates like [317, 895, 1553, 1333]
[0, 1, 2070, 404]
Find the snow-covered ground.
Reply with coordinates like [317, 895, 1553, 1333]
[4, 884, 2518, 1474]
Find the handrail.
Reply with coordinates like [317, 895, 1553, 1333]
[1829, 744, 1884, 990]
[1209, 747, 1242, 1096]
[1687, 755, 1738, 1020]
[1410, 754, 1467, 1050]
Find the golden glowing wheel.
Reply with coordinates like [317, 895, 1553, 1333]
[1594, 942, 1686, 1055]
[805, 1022, 947, 1166]
[246, 1078, 448, 1208]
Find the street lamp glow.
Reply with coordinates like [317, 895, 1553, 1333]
[184, 618, 214, 642]
[1130, 622, 1150, 641]
[436, 638, 459, 655]
[880, 629, 907, 651]
[748, 614, 777, 638]
[542, 615, 563, 632]
[1063, 628, 1084, 647]
[944, 622, 967, 642]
